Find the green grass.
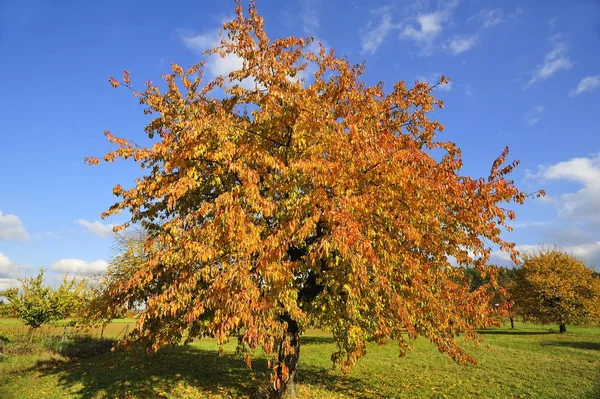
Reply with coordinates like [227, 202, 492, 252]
[1, 320, 599, 398]
[0, 317, 25, 325]
[0, 317, 136, 338]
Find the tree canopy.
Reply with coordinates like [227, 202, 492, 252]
[86, 2, 541, 395]
[510, 247, 600, 333]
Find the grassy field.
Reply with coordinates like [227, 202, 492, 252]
[1, 318, 599, 398]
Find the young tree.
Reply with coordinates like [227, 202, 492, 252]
[86, 2, 541, 396]
[510, 247, 600, 333]
[1, 270, 86, 330]
[82, 233, 148, 335]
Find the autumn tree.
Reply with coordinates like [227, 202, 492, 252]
[510, 247, 600, 333]
[1, 270, 86, 331]
[86, 2, 541, 396]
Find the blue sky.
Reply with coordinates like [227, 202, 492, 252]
[1, 0, 599, 287]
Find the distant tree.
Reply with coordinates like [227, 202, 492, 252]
[463, 267, 487, 292]
[510, 247, 600, 333]
[0, 270, 86, 330]
[463, 266, 517, 328]
[82, 233, 147, 334]
[86, 2, 542, 396]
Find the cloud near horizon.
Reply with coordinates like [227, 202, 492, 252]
[0, 252, 20, 279]
[491, 242, 600, 269]
[50, 258, 109, 276]
[0, 253, 21, 290]
[76, 219, 117, 238]
[0, 211, 29, 241]
[504, 154, 600, 270]
[527, 154, 600, 224]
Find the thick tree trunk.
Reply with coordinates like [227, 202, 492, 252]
[559, 324, 566, 333]
[273, 318, 300, 398]
[510, 317, 514, 329]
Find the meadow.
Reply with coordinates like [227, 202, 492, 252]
[1, 318, 599, 398]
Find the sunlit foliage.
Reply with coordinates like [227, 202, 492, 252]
[86, 1, 541, 395]
[510, 247, 600, 333]
[1, 270, 86, 330]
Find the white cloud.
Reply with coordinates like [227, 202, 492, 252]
[462, 84, 474, 96]
[401, 10, 450, 53]
[565, 242, 600, 264]
[569, 75, 600, 97]
[471, 7, 521, 28]
[0, 211, 29, 241]
[0, 253, 11, 269]
[45, 231, 61, 240]
[473, 8, 506, 28]
[528, 155, 600, 224]
[179, 25, 260, 90]
[301, 0, 320, 36]
[399, 0, 460, 56]
[510, 220, 550, 228]
[76, 219, 117, 238]
[528, 34, 573, 86]
[439, 82, 453, 91]
[0, 252, 19, 279]
[33, 231, 62, 240]
[491, 242, 600, 269]
[360, 7, 402, 54]
[525, 105, 544, 126]
[50, 259, 109, 276]
[542, 226, 596, 246]
[0, 278, 19, 291]
[501, 154, 600, 271]
[295, 1, 328, 84]
[445, 34, 479, 55]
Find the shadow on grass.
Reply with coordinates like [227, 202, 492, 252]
[476, 330, 556, 336]
[540, 341, 600, 351]
[31, 345, 269, 398]
[27, 343, 382, 398]
[587, 367, 600, 399]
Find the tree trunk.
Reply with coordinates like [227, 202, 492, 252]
[510, 317, 514, 329]
[273, 317, 300, 398]
[559, 324, 566, 333]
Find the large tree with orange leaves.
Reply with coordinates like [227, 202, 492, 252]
[87, 2, 541, 396]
